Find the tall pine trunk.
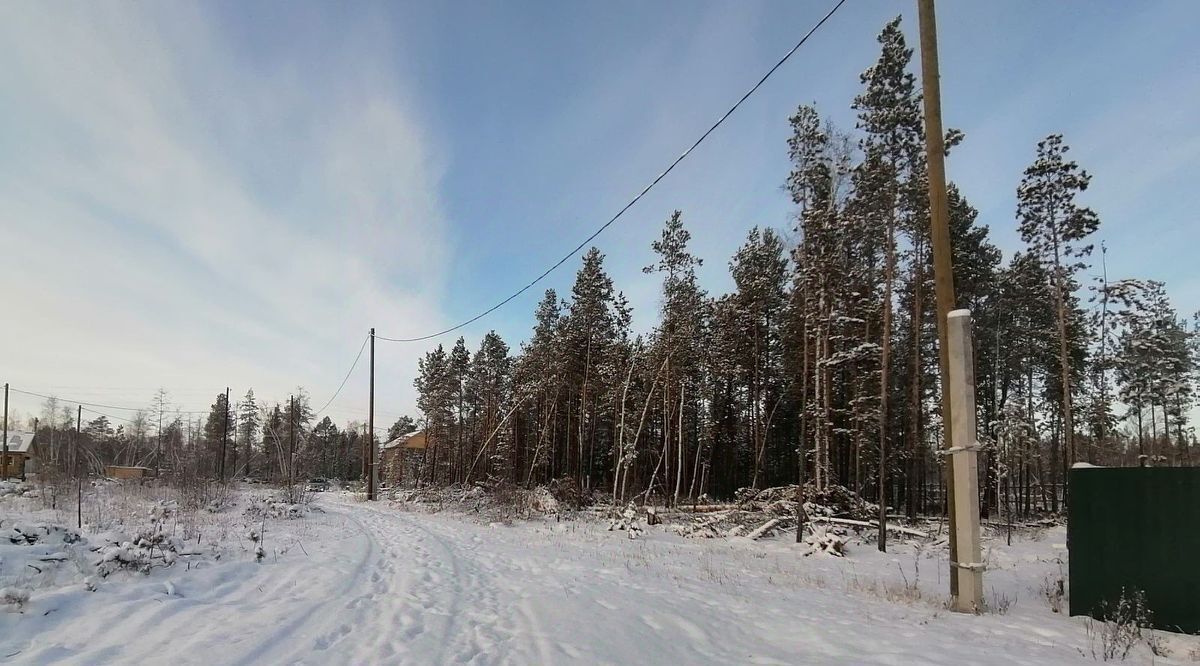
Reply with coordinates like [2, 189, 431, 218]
[878, 213, 896, 552]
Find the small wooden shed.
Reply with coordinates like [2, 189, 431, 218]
[2, 431, 38, 479]
[104, 465, 154, 480]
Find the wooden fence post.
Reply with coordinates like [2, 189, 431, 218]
[947, 309, 983, 612]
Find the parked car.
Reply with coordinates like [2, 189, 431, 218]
[306, 477, 330, 492]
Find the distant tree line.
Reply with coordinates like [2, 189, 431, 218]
[31, 387, 380, 484]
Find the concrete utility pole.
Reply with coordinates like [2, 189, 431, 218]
[916, 0, 963, 599]
[947, 310, 984, 611]
[368, 327, 377, 501]
[2, 383, 9, 480]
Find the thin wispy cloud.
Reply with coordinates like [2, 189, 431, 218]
[0, 3, 447, 421]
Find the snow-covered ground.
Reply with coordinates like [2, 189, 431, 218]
[2, 483, 1197, 664]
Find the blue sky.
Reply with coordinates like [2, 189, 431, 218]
[1, 1, 1197, 426]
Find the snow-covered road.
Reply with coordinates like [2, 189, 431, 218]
[5, 493, 1184, 665]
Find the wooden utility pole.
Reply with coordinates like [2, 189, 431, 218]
[157, 407, 162, 473]
[288, 394, 295, 488]
[231, 408, 239, 479]
[74, 404, 82, 478]
[2, 383, 8, 480]
[220, 387, 230, 481]
[156, 392, 164, 475]
[368, 327, 377, 501]
[917, 0, 961, 597]
[75, 406, 83, 528]
[947, 310, 983, 611]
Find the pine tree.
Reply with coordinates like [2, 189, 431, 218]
[514, 289, 565, 485]
[562, 248, 619, 491]
[261, 404, 285, 480]
[730, 227, 788, 490]
[990, 253, 1057, 511]
[468, 331, 513, 480]
[311, 416, 339, 478]
[787, 107, 853, 494]
[202, 392, 230, 478]
[1016, 134, 1100, 467]
[415, 345, 453, 482]
[852, 16, 926, 551]
[448, 337, 471, 481]
[644, 210, 707, 505]
[150, 389, 171, 472]
[238, 389, 260, 476]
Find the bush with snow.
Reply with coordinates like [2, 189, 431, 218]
[1, 586, 31, 610]
[6, 523, 83, 547]
[802, 525, 847, 557]
[0, 481, 36, 498]
[526, 486, 559, 515]
[607, 503, 644, 539]
[244, 496, 317, 521]
[92, 526, 187, 577]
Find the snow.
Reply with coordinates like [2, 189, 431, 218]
[2, 486, 1197, 664]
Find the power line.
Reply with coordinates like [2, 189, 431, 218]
[8, 387, 210, 414]
[7, 333, 367, 427]
[376, 0, 848, 344]
[310, 333, 370, 420]
[7, 334, 371, 426]
[79, 405, 137, 426]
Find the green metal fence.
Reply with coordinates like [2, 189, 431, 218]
[1069, 466, 1200, 634]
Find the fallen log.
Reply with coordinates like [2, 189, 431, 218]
[810, 516, 928, 539]
[745, 517, 784, 540]
[683, 504, 738, 514]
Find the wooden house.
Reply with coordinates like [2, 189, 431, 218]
[380, 430, 428, 484]
[1, 431, 38, 479]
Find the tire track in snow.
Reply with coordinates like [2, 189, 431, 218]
[340, 500, 538, 665]
[345, 501, 492, 664]
[228, 507, 377, 665]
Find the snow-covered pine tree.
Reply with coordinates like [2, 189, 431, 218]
[644, 211, 706, 506]
[236, 389, 259, 478]
[513, 289, 565, 485]
[992, 252, 1056, 512]
[415, 345, 454, 483]
[311, 416, 339, 478]
[468, 331, 513, 481]
[202, 392, 230, 478]
[729, 227, 788, 490]
[448, 337, 471, 482]
[852, 15, 926, 551]
[562, 248, 619, 492]
[1016, 134, 1100, 469]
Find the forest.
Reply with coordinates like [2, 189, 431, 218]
[21, 17, 1198, 521]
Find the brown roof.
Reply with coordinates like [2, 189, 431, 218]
[382, 430, 428, 450]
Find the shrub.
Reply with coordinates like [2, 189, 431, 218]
[1084, 588, 1152, 661]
